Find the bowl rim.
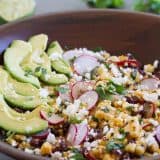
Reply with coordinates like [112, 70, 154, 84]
[0, 9, 159, 160]
[0, 9, 160, 30]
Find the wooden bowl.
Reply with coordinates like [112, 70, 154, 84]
[0, 10, 159, 160]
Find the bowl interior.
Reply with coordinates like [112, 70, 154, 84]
[0, 10, 159, 160]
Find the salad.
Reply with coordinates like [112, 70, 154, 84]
[0, 34, 159, 160]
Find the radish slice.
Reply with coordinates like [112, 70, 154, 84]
[73, 55, 100, 75]
[156, 125, 160, 143]
[139, 78, 160, 90]
[63, 50, 83, 61]
[71, 81, 94, 99]
[40, 111, 64, 125]
[59, 84, 72, 102]
[67, 124, 77, 145]
[74, 123, 88, 145]
[79, 91, 98, 110]
[32, 129, 49, 139]
[63, 49, 104, 62]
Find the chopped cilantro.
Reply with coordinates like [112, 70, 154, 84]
[69, 116, 82, 124]
[95, 81, 126, 100]
[105, 63, 110, 69]
[92, 46, 103, 52]
[102, 107, 110, 113]
[57, 87, 69, 94]
[35, 66, 47, 77]
[106, 140, 124, 152]
[24, 70, 33, 76]
[126, 106, 134, 112]
[70, 148, 86, 160]
[92, 116, 99, 122]
[131, 69, 137, 80]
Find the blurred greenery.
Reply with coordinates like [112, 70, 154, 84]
[86, 0, 160, 14]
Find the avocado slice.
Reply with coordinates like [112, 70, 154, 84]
[0, 68, 44, 110]
[4, 40, 40, 88]
[0, 94, 48, 134]
[0, 0, 35, 24]
[21, 34, 68, 85]
[47, 41, 72, 75]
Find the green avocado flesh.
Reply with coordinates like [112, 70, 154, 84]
[4, 40, 40, 88]
[0, 0, 35, 23]
[0, 68, 43, 110]
[0, 94, 48, 134]
[47, 41, 71, 75]
[21, 34, 68, 85]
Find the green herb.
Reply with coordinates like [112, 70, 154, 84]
[131, 69, 137, 80]
[126, 106, 134, 112]
[105, 63, 110, 69]
[35, 66, 47, 77]
[95, 81, 126, 100]
[102, 107, 110, 113]
[116, 128, 128, 141]
[87, 0, 124, 8]
[71, 148, 86, 160]
[57, 87, 69, 94]
[134, 0, 160, 14]
[138, 117, 143, 124]
[92, 116, 99, 122]
[24, 70, 33, 76]
[69, 116, 82, 124]
[92, 46, 103, 52]
[106, 140, 124, 152]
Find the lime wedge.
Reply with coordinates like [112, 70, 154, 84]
[0, 0, 36, 24]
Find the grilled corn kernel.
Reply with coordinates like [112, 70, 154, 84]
[125, 143, 136, 153]
[135, 145, 145, 156]
[40, 142, 52, 156]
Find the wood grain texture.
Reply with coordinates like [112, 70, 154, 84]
[0, 10, 159, 160]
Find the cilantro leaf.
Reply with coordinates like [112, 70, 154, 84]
[71, 149, 86, 160]
[57, 87, 69, 94]
[69, 116, 82, 124]
[106, 140, 124, 152]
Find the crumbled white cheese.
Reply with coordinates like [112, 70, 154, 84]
[73, 74, 82, 81]
[110, 63, 122, 77]
[103, 125, 109, 134]
[153, 60, 159, 68]
[112, 76, 128, 85]
[145, 134, 158, 146]
[46, 133, 57, 144]
[11, 140, 17, 147]
[76, 108, 89, 119]
[83, 140, 98, 150]
[24, 148, 34, 154]
[51, 151, 63, 160]
[63, 99, 81, 116]
[49, 52, 62, 61]
[85, 72, 91, 80]
[34, 148, 40, 155]
[56, 96, 62, 106]
[88, 129, 97, 137]
[148, 119, 159, 127]
[39, 88, 49, 98]
[143, 92, 158, 102]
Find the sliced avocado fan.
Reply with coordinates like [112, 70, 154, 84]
[47, 41, 72, 75]
[0, 0, 36, 24]
[0, 68, 44, 110]
[4, 40, 40, 88]
[0, 94, 48, 135]
[21, 34, 68, 85]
